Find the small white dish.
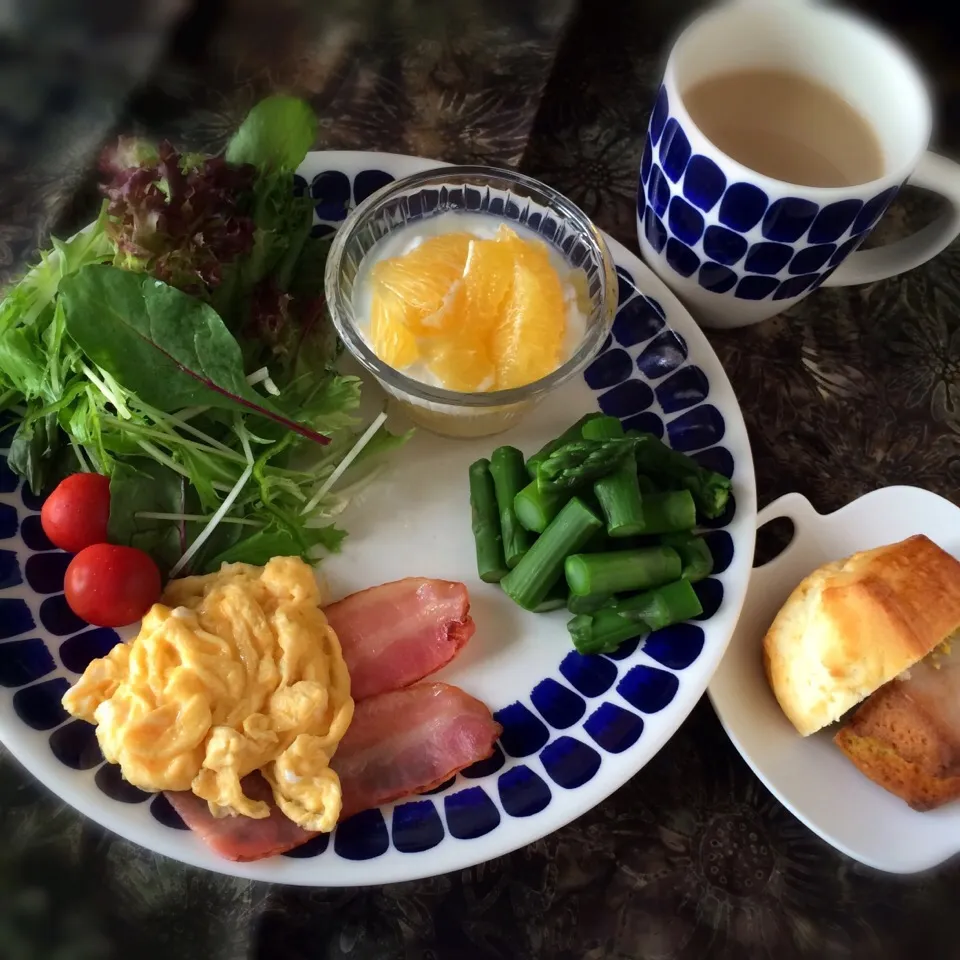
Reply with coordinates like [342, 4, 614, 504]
[709, 485, 960, 874]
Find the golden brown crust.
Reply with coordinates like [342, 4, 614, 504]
[763, 535, 960, 736]
[841, 677, 960, 779]
[834, 725, 960, 812]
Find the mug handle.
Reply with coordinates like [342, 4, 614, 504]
[822, 151, 960, 287]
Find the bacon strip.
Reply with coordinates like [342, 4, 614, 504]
[166, 771, 313, 862]
[335, 681, 502, 819]
[325, 578, 475, 701]
[166, 682, 501, 861]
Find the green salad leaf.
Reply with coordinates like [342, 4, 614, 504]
[224, 95, 318, 174]
[205, 522, 346, 569]
[107, 459, 185, 575]
[60, 264, 328, 445]
[0, 95, 411, 576]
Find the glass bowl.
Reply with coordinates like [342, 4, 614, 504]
[324, 165, 618, 439]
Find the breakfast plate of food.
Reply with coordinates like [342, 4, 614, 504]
[0, 97, 755, 883]
[709, 486, 960, 874]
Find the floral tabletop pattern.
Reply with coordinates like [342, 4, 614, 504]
[2, 0, 960, 957]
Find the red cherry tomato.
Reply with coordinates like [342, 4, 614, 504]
[64, 544, 161, 627]
[41, 473, 111, 554]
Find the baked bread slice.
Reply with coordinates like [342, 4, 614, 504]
[834, 640, 960, 810]
[762, 534, 960, 736]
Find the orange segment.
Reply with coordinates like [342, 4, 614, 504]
[366, 222, 574, 393]
[372, 232, 472, 333]
[424, 332, 496, 392]
[463, 239, 514, 334]
[420, 282, 494, 390]
[494, 224, 554, 270]
[369, 287, 418, 369]
[491, 258, 567, 390]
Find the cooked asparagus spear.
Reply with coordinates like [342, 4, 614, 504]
[638, 490, 697, 534]
[567, 579, 703, 655]
[660, 532, 714, 582]
[536, 438, 637, 493]
[564, 545, 682, 597]
[500, 497, 602, 611]
[629, 431, 731, 519]
[525, 413, 605, 479]
[469, 458, 508, 583]
[514, 479, 565, 534]
[490, 446, 532, 569]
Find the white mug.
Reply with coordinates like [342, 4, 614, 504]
[636, 0, 960, 329]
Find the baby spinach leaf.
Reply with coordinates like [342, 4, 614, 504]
[59, 265, 328, 445]
[107, 459, 185, 576]
[8, 408, 63, 495]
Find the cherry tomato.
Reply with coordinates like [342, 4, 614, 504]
[41, 473, 111, 554]
[64, 544, 161, 627]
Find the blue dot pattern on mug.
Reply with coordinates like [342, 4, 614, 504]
[638, 86, 900, 301]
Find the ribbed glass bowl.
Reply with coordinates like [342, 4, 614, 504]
[324, 165, 618, 438]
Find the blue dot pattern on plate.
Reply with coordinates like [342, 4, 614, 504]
[150, 794, 188, 831]
[95, 762, 150, 804]
[693, 578, 725, 620]
[1, 598, 35, 639]
[584, 703, 644, 754]
[617, 666, 680, 714]
[24, 552, 70, 594]
[637, 85, 898, 299]
[20, 515, 52, 550]
[60, 627, 122, 674]
[461, 743, 506, 779]
[20, 485, 46, 512]
[391, 799, 445, 853]
[334, 809, 390, 861]
[283, 833, 330, 859]
[703, 530, 734, 572]
[540, 736, 602, 789]
[420, 776, 457, 796]
[643, 624, 705, 671]
[498, 765, 552, 818]
[530, 679, 586, 729]
[14, 678, 70, 730]
[444, 786, 501, 839]
[0, 503, 18, 539]
[603, 635, 642, 662]
[0, 169, 737, 868]
[599, 380, 654, 418]
[559, 651, 617, 698]
[40, 594, 87, 636]
[0, 549, 21, 589]
[0, 637, 55, 687]
[494, 702, 550, 758]
[49, 720, 102, 770]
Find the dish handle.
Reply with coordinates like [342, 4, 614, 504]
[754, 492, 818, 569]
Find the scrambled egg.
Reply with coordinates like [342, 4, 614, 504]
[61, 557, 354, 832]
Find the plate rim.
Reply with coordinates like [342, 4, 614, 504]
[0, 149, 758, 884]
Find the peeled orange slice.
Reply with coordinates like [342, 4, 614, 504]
[372, 232, 472, 334]
[491, 258, 567, 390]
[369, 287, 419, 368]
[365, 220, 574, 392]
[462, 238, 514, 335]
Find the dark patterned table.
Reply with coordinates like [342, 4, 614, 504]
[3, 1, 960, 957]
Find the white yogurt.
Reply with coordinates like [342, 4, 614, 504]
[352, 211, 587, 392]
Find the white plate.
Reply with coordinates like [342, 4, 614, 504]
[709, 486, 960, 874]
[0, 151, 756, 884]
